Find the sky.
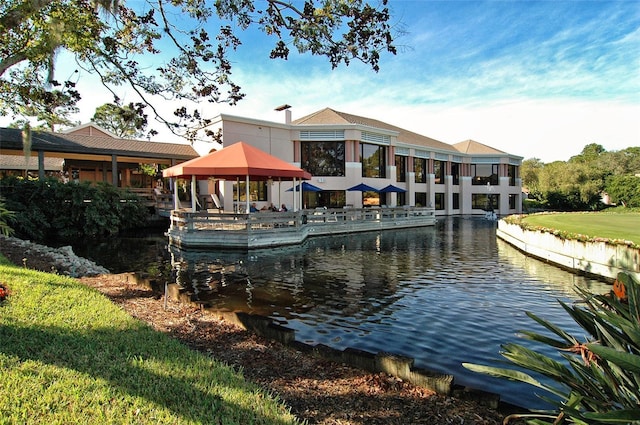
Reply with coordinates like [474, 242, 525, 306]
[5, 0, 640, 163]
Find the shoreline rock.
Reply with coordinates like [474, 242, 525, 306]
[0, 235, 110, 277]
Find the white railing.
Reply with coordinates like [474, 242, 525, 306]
[168, 207, 436, 249]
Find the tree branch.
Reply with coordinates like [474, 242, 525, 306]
[0, 0, 50, 31]
[0, 51, 28, 77]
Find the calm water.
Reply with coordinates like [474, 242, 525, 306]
[73, 217, 609, 409]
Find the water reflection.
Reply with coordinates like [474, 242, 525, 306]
[73, 218, 609, 409]
[166, 217, 609, 409]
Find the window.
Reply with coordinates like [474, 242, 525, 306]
[472, 194, 500, 210]
[381, 191, 406, 207]
[509, 193, 517, 209]
[395, 155, 407, 182]
[235, 181, 268, 202]
[434, 160, 445, 184]
[361, 143, 386, 178]
[362, 190, 380, 207]
[452, 193, 459, 210]
[415, 192, 427, 207]
[301, 141, 345, 176]
[451, 162, 460, 185]
[414, 157, 426, 183]
[472, 164, 499, 185]
[305, 190, 346, 209]
[508, 165, 517, 186]
[434, 193, 445, 210]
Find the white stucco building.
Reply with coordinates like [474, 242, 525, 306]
[194, 107, 523, 217]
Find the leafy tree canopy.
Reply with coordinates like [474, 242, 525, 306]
[569, 142, 606, 163]
[92, 102, 152, 139]
[520, 157, 544, 197]
[0, 0, 397, 139]
[605, 174, 640, 208]
[524, 145, 640, 211]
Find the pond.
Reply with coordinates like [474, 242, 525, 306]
[72, 217, 609, 409]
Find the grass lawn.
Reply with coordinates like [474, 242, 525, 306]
[0, 255, 298, 425]
[522, 211, 640, 245]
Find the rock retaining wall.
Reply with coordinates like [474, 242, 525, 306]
[497, 220, 640, 282]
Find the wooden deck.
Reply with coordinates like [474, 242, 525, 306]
[167, 207, 437, 249]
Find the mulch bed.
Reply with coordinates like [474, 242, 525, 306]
[1, 238, 523, 424]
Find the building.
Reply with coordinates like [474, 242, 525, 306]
[196, 107, 523, 217]
[1, 109, 523, 217]
[0, 124, 198, 187]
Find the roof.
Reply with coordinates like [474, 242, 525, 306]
[453, 139, 507, 155]
[0, 154, 64, 171]
[0, 127, 198, 160]
[293, 108, 455, 151]
[62, 122, 119, 138]
[163, 141, 311, 180]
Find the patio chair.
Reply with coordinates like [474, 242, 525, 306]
[210, 193, 223, 212]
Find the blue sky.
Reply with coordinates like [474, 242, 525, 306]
[8, 0, 639, 163]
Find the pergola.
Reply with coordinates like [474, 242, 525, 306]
[162, 141, 312, 212]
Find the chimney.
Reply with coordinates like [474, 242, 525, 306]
[274, 104, 292, 124]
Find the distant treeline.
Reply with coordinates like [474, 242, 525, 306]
[521, 144, 640, 211]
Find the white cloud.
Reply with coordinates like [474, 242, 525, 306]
[380, 99, 640, 162]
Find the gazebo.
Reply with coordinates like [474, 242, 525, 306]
[162, 141, 312, 212]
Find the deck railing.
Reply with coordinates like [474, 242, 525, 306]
[167, 207, 436, 249]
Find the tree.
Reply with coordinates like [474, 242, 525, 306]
[537, 161, 604, 211]
[521, 158, 544, 199]
[569, 143, 606, 164]
[606, 175, 640, 208]
[1, 0, 397, 138]
[92, 102, 152, 139]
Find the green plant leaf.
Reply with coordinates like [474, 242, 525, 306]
[461, 362, 564, 398]
[526, 311, 578, 344]
[593, 319, 630, 351]
[560, 300, 599, 337]
[619, 323, 640, 348]
[501, 343, 573, 380]
[586, 344, 640, 373]
[582, 409, 640, 423]
[520, 330, 570, 348]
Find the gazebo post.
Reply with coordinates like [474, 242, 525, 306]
[245, 175, 250, 212]
[292, 177, 297, 211]
[173, 178, 179, 210]
[236, 177, 239, 212]
[191, 175, 197, 212]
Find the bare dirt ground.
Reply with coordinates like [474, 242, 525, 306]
[1, 238, 524, 425]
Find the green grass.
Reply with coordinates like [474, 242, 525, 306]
[0, 255, 299, 425]
[521, 211, 640, 245]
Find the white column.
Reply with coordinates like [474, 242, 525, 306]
[191, 175, 197, 212]
[173, 178, 179, 210]
[245, 175, 250, 212]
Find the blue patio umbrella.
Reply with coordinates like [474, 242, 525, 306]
[379, 184, 407, 193]
[286, 182, 323, 192]
[346, 183, 379, 192]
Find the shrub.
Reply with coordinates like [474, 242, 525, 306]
[0, 197, 15, 236]
[464, 272, 640, 424]
[0, 177, 148, 242]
